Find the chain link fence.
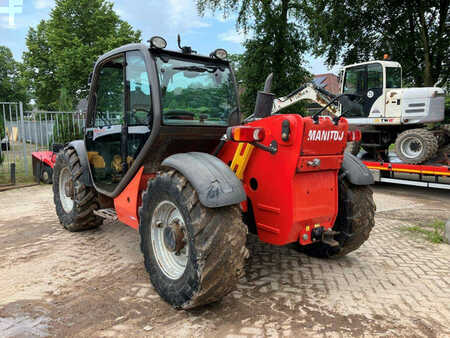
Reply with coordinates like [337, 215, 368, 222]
[0, 102, 85, 186]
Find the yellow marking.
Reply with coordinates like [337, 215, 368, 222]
[367, 166, 450, 176]
[306, 226, 310, 232]
[230, 143, 254, 180]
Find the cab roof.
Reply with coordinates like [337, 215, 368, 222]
[342, 60, 401, 69]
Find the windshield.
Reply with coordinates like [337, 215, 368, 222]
[386, 67, 402, 88]
[155, 55, 238, 126]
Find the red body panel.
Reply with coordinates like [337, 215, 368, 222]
[32, 151, 56, 168]
[219, 115, 348, 246]
[114, 167, 154, 229]
[115, 114, 348, 248]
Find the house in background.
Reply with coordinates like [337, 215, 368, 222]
[306, 73, 340, 115]
[313, 73, 340, 95]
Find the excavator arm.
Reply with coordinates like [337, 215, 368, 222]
[271, 83, 339, 115]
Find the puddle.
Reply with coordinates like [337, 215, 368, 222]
[0, 315, 50, 337]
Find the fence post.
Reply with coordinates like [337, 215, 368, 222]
[19, 102, 29, 177]
[10, 163, 15, 185]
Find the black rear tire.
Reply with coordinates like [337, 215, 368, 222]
[395, 128, 438, 164]
[139, 169, 248, 309]
[53, 147, 102, 232]
[298, 178, 375, 258]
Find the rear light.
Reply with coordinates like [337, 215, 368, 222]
[347, 130, 361, 142]
[227, 126, 266, 142]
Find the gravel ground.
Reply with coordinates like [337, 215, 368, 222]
[0, 183, 449, 337]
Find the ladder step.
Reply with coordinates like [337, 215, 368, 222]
[94, 208, 118, 221]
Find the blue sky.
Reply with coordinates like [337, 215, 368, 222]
[0, 0, 337, 75]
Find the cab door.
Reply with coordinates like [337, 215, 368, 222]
[85, 51, 152, 193]
[342, 63, 384, 117]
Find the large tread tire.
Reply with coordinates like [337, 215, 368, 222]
[299, 178, 376, 258]
[53, 147, 102, 232]
[139, 169, 248, 309]
[345, 141, 361, 156]
[395, 128, 438, 164]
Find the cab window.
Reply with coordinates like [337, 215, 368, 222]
[343, 66, 366, 95]
[127, 51, 152, 126]
[94, 57, 124, 127]
[386, 67, 402, 88]
[367, 63, 383, 90]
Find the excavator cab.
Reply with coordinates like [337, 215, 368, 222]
[340, 61, 402, 118]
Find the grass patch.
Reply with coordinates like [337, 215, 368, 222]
[401, 220, 446, 243]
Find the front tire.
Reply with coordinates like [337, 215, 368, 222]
[395, 128, 438, 164]
[299, 178, 376, 258]
[139, 170, 248, 309]
[53, 147, 102, 232]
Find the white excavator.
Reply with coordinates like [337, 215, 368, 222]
[271, 59, 448, 164]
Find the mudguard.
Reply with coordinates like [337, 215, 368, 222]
[341, 152, 374, 185]
[67, 140, 93, 187]
[162, 152, 246, 208]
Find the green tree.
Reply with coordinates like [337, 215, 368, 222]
[197, 0, 310, 115]
[304, 0, 449, 87]
[23, 0, 141, 110]
[0, 46, 28, 138]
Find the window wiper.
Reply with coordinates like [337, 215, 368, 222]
[173, 66, 218, 73]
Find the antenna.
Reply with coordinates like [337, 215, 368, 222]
[176, 34, 195, 54]
[177, 34, 182, 50]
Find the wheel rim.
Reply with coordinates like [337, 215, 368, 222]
[42, 170, 49, 182]
[59, 167, 74, 213]
[400, 136, 423, 159]
[151, 201, 189, 280]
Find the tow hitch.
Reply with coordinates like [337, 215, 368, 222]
[311, 227, 340, 247]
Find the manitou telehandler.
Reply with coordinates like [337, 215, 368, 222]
[52, 36, 375, 309]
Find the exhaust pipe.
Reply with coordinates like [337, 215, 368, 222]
[253, 73, 275, 118]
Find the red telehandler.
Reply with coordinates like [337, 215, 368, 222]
[52, 36, 375, 309]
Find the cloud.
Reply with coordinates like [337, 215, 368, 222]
[33, 0, 54, 10]
[218, 29, 246, 44]
[114, 0, 211, 44]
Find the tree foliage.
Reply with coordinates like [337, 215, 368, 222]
[304, 0, 449, 86]
[0, 46, 28, 103]
[0, 46, 28, 138]
[198, 0, 310, 115]
[23, 0, 141, 110]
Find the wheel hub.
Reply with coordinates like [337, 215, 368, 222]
[59, 166, 74, 213]
[163, 220, 185, 254]
[151, 201, 189, 280]
[64, 180, 74, 197]
[401, 136, 423, 159]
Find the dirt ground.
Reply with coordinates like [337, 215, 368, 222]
[0, 183, 449, 337]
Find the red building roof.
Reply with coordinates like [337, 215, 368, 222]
[313, 73, 340, 95]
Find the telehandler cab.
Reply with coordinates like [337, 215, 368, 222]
[53, 36, 375, 309]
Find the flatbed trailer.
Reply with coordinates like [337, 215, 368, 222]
[362, 155, 450, 190]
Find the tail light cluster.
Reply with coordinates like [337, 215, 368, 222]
[347, 130, 361, 142]
[227, 126, 265, 143]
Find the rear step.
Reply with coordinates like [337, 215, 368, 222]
[94, 208, 118, 221]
